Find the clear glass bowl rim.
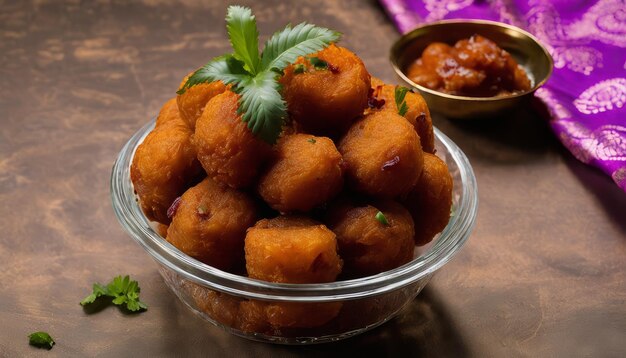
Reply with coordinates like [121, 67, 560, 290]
[111, 120, 478, 303]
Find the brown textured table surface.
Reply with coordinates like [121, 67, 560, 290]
[1, 1, 625, 357]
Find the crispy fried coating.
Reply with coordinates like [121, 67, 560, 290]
[258, 134, 344, 213]
[239, 300, 342, 331]
[280, 44, 371, 137]
[370, 77, 435, 154]
[184, 281, 243, 327]
[194, 90, 272, 189]
[166, 177, 257, 271]
[176, 74, 227, 130]
[242, 216, 343, 330]
[402, 153, 453, 246]
[339, 110, 424, 198]
[326, 199, 415, 277]
[130, 98, 204, 224]
[245, 217, 342, 284]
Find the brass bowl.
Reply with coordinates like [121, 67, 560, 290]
[390, 19, 553, 119]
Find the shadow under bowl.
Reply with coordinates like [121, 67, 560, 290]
[390, 19, 554, 119]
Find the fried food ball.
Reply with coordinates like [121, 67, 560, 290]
[326, 199, 415, 277]
[156, 223, 169, 238]
[184, 281, 243, 327]
[370, 77, 435, 153]
[176, 74, 227, 130]
[242, 217, 344, 329]
[280, 44, 371, 137]
[253, 215, 320, 228]
[402, 153, 453, 246]
[194, 90, 272, 189]
[245, 217, 342, 283]
[166, 177, 257, 271]
[258, 134, 344, 213]
[130, 98, 204, 224]
[339, 110, 424, 198]
[239, 300, 342, 331]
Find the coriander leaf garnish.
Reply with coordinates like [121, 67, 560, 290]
[28, 331, 55, 350]
[237, 71, 287, 143]
[307, 138, 316, 143]
[395, 86, 410, 117]
[260, 23, 340, 72]
[177, 6, 341, 143]
[226, 6, 260, 74]
[80, 275, 147, 313]
[375, 211, 390, 226]
[294, 64, 306, 74]
[308, 56, 329, 70]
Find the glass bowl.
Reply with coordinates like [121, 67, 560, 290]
[110, 120, 478, 344]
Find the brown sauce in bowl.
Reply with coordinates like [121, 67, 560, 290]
[407, 35, 531, 97]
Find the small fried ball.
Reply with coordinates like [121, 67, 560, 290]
[176, 74, 226, 130]
[402, 153, 453, 246]
[280, 44, 371, 137]
[370, 77, 435, 154]
[258, 134, 343, 213]
[239, 300, 342, 331]
[326, 199, 415, 277]
[184, 281, 242, 327]
[166, 177, 257, 271]
[130, 98, 204, 224]
[194, 90, 272, 189]
[245, 217, 342, 284]
[339, 110, 424, 198]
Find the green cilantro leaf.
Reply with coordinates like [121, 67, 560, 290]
[237, 70, 286, 144]
[28, 331, 55, 350]
[395, 86, 410, 117]
[375, 211, 390, 226]
[307, 138, 316, 143]
[176, 55, 250, 95]
[79, 283, 108, 305]
[293, 64, 306, 74]
[260, 22, 341, 72]
[308, 57, 328, 70]
[226, 6, 260, 74]
[177, 6, 340, 144]
[80, 275, 147, 313]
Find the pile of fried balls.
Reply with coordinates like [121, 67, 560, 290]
[130, 44, 453, 286]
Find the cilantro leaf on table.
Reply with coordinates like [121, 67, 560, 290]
[177, 6, 340, 144]
[80, 275, 147, 313]
[28, 331, 55, 350]
[395, 86, 410, 117]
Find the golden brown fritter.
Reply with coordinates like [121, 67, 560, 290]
[339, 110, 424, 198]
[370, 77, 435, 154]
[326, 199, 415, 277]
[280, 44, 371, 137]
[402, 153, 453, 246]
[130, 98, 204, 224]
[184, 281, 243, 327]
[176, 74, 227, 130]
[258, 134, 344, 213]
[194, 90, 272, 189]
[245, 218, 342, 284]
[166, 177, 258, 271]
[242, 216, 343, 330]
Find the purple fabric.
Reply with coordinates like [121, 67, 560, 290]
[380, 0, 626, 191]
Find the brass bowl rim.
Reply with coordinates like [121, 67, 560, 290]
[390, 18, 554, 102]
